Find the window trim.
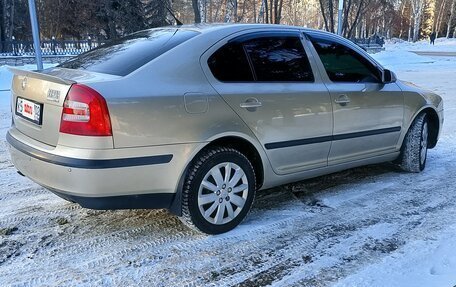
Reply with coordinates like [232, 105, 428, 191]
[241, 44, 258, 81]
[305, 31, 384, 84]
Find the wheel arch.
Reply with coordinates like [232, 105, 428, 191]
[169, 134, 266, 216]
[416, 107, 440, 149]
[423, 107, 440, 149]
[402, 106, 440, 149]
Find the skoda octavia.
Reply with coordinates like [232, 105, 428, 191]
[7, 24, 443, 234]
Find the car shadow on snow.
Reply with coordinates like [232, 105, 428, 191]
[255, 162, 400, 210]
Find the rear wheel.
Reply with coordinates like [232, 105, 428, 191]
[180, 147, 256, 234]
[398, 113, 429, 172]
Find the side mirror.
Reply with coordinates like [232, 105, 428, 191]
[382, 69, 397, 83]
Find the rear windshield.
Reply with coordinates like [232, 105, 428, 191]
[58, 29, 199, 76]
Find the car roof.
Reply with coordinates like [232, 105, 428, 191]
[146, 23, 326, 35]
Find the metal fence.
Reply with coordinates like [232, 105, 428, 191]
[351, 35, 385, 47]
[0, 39, 104, 56]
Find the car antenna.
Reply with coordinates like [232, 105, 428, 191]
[167, 8, 183, 26]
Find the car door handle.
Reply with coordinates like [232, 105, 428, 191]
[240, 98, 262, 110]
[334, 95, 350, 105]
[240, 102, 262, 108]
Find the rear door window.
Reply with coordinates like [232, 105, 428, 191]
[59, 29, 199, 76]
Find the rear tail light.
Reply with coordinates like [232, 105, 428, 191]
[59, 84, 112, 136]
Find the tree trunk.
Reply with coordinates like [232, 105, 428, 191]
[224, 0, 237, 22]
[398, 1, 407, 38]
[264, 0, 269, 23]
[435, 0, 447, 37]
[408, 12, 413, 41]
[342, 0, 352, 37]
[269, 0, 273, 23]
[318, 0, 329, 32]
[209, 0, 213, 22]
[411, 0, 424, 42]
[360, 17, 366, 38]
[192, 0, 201, 23]
[328, 0, 335, 33]
[412, 15, 421, 42]
[8, 0, 12, 39]
[447, 0, 456, 38]
[200, 0, 207, 22]
[276, 0, 283, 23]
[273, 0, 277, 23]
[253, 0, 257, 23]
[238, 0, 247, 22]
[347, 0, 364, 38]
[2, 0, 14, 40]
[0, 0, 4, 52]
[214, 0, 223, 22]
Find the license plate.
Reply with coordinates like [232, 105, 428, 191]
[16, 97, 43, 125]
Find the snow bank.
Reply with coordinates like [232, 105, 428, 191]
[372, 50, 434, 68]
[386, 37, 456, 52]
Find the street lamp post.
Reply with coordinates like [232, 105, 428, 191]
[337, 0, 343, 36]
[28, 0, 43, 70]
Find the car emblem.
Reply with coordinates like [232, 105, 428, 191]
[21, 77, 27, 90]
[47, 89, 61, 103]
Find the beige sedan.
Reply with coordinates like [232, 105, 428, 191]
[7, 24, 443, 234]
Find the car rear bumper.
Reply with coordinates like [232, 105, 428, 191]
[7, 128, 201, 213]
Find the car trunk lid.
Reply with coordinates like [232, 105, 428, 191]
[9, 67, 119, 147]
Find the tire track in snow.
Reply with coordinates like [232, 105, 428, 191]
[2, 157, 456, 287]
[10, 194, 309, 286]
[0, 186, 47, 201]
[134, 164, 450, 285]
[4, 164, 451, 287]
[229, 168, 456, 287]
[282, 198, 456, 287]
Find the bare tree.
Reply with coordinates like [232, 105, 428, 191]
[192, 0, 202, 23]
[410, 0, 425, 41]
[344, 0, 365, 38]
[1, 0, 14, 40]
[0, 0, 445, 43]
[433, 0, 448, 37]
[447, 0, 456, 38]
[318, 0, 335, 33]
[224, 0, 237, 22]
[145, 0, 173, 27]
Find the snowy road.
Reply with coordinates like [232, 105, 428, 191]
[411, 51, 456, 57]
[1, 48, 456, 286]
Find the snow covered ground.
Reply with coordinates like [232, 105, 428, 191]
[386, 37, 456, 52]
[1, 46, 456, 286]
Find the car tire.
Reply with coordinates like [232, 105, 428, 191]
[180, 147, 256, 234]
[398, 113, 429, 172]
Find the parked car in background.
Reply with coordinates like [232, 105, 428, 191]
[7, 24, 443, 234]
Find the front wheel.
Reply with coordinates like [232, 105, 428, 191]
[180, 147, 256, 234]
[397, 113, 429, 172]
